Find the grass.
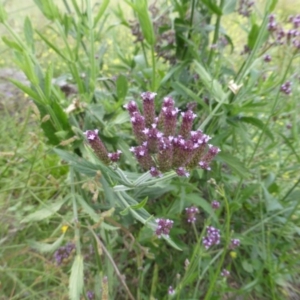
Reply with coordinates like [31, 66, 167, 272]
[1, 0, 300, 299]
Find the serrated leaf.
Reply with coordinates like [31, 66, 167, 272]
[29, 233, 65, 253]
[69, 255, 84, 300]
[21, 197, 67, 223]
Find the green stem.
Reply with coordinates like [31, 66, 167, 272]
[207, 0, 225, 66]
[70, 167, 81, 255]
[247, 51, 296, 166]
[151, 45, 156, 91]
[204, 186, 230, 300]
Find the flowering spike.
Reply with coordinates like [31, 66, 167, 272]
[141, 92, 157, 127]
[229, 238, 240, 249]
[176, 167, 190, 177]
[158, 136, 173, 172]
[54, 242, 75, 265]
[185, 206, 199, 223]
[150, 166, 163, 177]
[123, 100, 139, 116]
[203, 226, 220, 249]
[162, 107, 179, 136]
[108, 150, 122, 162]
[84, 130, 110, 165]
[211, 200, 220, 209]
[131, 112, 147, 143]
[221, 269, 230, 277]
[130, 144, 154, 170]
[155, 218, 174, 238]
[179, 110, 197, 139]
[144, 124, 163, 153]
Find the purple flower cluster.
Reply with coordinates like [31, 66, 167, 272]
[84, 130, 122, 165]
[86, 291, 95, 300]
[155, 218, 174, 238]
[280, 81, 292, 95]
[221, 269, 230, 277]
[125, 92, 220, 177]
[185, 206, 199, 223]
[229, 238, 241, 249]
[263, 54, 271, 62]
[238, 0, 254, 17]
[54, 242, 75, 265]
[267, 14, 300, 50]
[203, 226, 221, 249]
[211, 200, 220, 210]
[168, 286, 175, 295]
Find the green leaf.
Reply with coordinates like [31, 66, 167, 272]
[242, 260, 254, 273]
[239, 116, 274, 141]
[44, 64, 53, 99]
[29, 233, 65, 253]
[94, 0, 110, 25]
[193, 60, 226, 103]
[185, 194, 218, 222]
[69, 255, 84, 300]
[201, 0, 222, 15]
[0, 4, 7, 23]
[24, 17, 34, 49]
[217, 152, 249, 178]
[268, 0, 278, 12]
[262, 186, 283, 212]
[171, 82, 208, 109]
[9, 78, 40, 101]
[116, 74, 128, 100]
[248, 24, 259, 50]
[2, 36, 23, 52]
[77, 195, 100, 223]
[222, 0, 237, 14]
[21, 197, 67, 223]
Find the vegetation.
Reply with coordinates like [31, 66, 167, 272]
[0, 0, 300, 299]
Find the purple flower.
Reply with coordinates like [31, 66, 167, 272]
[179, 110, 197, 139]
[141, 92, 157, 127]
[162, 106, 179, 136]
[264, 54, 271, 62]
[130, 144, 154, 170]
[54, 242, 75, 265]
[168, 286, 175, 295]
[155, 218, 174, 238]
[185, 206, 199, 223]
[108, 150, 122, 162]
[203, 226, 220, 249]
[211, 200, 220, 209]
[150, 166, 162, 177]
[268, 14, 277, 32]
[221, 269, 230, 277]
[158, 136, 174, 172]
[229, 238, 240, 249]
[280, 81, 292, 95]
[84, 130, 110, 165]
[131, 112, 147, 143]
[87, 291, 95, 300]
[123, 100, 139, 116]
[176, 167, 190, 177]
[143, 124, 163, 153]
[238, 0, 254, 17]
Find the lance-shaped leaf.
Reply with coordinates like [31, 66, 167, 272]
[69, 255, 84, 300]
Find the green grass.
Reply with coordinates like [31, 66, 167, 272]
[1, 0, 300, 299]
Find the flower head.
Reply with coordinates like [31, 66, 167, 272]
[203, 226, 221, 249]
[54, 242, 75, 265]
[211, 200, 220, 209]
[185, 206, 199, 223]
[221, 269, 230, 277]
[229, 238, 240, 249]
[155, 218, 174, 238]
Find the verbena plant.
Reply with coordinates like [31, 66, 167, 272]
[1, 0, 300, 299]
